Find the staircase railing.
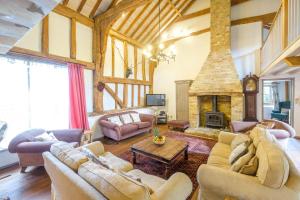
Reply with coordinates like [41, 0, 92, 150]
[261, 0, 300, 71]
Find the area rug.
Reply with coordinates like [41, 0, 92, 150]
[119, 131, 216, 199]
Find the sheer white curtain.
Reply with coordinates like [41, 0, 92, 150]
[0, 56, 69, 149]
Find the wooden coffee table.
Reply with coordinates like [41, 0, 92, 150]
[131, 137, 188, 177]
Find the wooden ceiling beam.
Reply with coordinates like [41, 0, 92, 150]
[116, 9, 135, 31]
[167, 0, 182, 17]
[231, 12, 276, 26]
[63, 0, 69, 5]
[77, 0, 87, 13]
[54, 4, 94, 27]
[142, 0, 188, 44]
[108, 0, 118, 10]
[89, 0, 102, 18]
[231, 0, 249, 6]
[284, 56, 300, 67]
[137, 0, 182, 42]
[123, 3, 151, 35]
[129, 2, 160, 37]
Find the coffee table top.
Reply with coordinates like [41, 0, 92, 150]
[131, 137, 188, 161]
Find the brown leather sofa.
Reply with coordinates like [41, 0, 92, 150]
[99, 111, 155, 141]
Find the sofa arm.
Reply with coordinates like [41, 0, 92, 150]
[99, 120, 119, 130]
[197, 164, 295, 200]
[155, 172, 192, 200]
[139, 114, 155, 125]
[51, 129, 83, 143]
[15, 141, 55, 153]
[80, 141, 105, 156]
[218, 131, 236, 145]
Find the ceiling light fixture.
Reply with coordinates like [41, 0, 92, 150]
[143, 0, 176, 64]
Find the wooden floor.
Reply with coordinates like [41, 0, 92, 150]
[0, 126, 299, 200]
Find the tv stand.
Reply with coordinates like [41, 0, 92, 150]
[156, 111, 168, 124]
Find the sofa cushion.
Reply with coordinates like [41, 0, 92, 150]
[50, 142, 88, 171]
[210, 143, 231, 159]
[231, 143, 255, 172]
[256, 140, 289, 189]
[250, 127, 276, 147]
[229, 142, 248, 165]
[119, 124, 139, 135]
[268, 129, 290, 139]
[78, 161, 151, 200]
[100, 152, 133, 172]
[107, 116, 123, 126]
[120, 114, 133, 124]
[33, 132, 58, 142]
[207, 155, 230, 169]
[130, 113, 141, 123]
[231, 134, 251, 150]
[239, 155, 259, 176]
[135, 121, 151, 129]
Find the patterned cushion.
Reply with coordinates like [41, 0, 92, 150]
[120, 114, 133, 124]
[231, 134, 251, 150]
[130, 113, 141, 123]
[107, 116, 123, 126]
[229, 142, 248, 165]
[231, 143, 255, 172]
[50, 142, 88, 171]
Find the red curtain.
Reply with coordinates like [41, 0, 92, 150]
[68, 63, 90, 130]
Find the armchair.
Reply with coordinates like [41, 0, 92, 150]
[271, 101, 290, 123]
[8, 129, 83, 172]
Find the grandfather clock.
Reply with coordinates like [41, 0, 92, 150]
[243, 74, 259, 121]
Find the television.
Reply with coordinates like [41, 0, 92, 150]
[146, 94, 166, 106]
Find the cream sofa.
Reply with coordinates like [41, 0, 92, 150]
[197, 127, 300, 200]
[43, 141, 193, 200]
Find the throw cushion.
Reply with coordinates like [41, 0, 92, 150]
[239, 156, 259, 176]
[34, 132, 58, 142]
[80, 147, 110, 169]
[50, 142, 88, 171]
[120, 114, 133, 124]
[268, 129, 290, 139]
[229, 142, 248, 165]
[107, 116, 123, 126]
[231, 143, 255, 172]
[256, 140, 289, 189]
[250, 127, 276, 147]
[259, 121, 276, 129]
[231, 134, 251, 150]
[78, 161, 151, 200]
[130, 113, 141, 123]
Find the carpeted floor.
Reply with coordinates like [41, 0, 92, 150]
[119, 131, 216, 199]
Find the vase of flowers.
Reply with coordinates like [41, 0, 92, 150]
[152, 127, 165, 145]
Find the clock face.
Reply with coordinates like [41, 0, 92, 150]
[246, 79, 256, 92]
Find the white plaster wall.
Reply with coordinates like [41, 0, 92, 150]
[49, 12, 71, 58]
[76, 22, 93, 62]
[15, 21, 42, 52]
[114, 39, 124, 78]
[103, 83, 116, 110]
[104, 36, 112, 76]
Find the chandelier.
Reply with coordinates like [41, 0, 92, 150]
[143, 0, 176, 64]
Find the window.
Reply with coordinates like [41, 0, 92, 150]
[263, 85, 273, 105]
[0, 56, 69, 149]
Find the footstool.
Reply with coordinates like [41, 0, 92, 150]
[168, 120, 190, 131]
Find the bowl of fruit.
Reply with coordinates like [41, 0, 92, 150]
[153, 135, 166, 145]
[152, 127, 166, 145]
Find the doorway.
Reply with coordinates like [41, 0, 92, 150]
[262, 79, 294, 125]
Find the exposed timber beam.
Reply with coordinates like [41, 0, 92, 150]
[42, 16, 49, 55]
[77, 0, 87, 13]
[54, 4, 94, 27]
[110, 29, 145, 48]
[116, 10, 135, 31]
[167, 0, 182, 17]
[63, 0, 69, 5]
[89, 0, 102, 18]
[104, 84, 124, 108]
[284, 56, 300, 67]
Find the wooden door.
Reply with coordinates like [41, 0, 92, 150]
[176, 80, 193, 120]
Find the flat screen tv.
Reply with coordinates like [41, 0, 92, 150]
[146, 94, 166, 106]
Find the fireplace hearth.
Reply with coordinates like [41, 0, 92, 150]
[205, 96, 225, 128]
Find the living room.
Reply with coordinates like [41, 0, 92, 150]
[1, 0, 300, 199]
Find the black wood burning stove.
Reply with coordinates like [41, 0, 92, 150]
[205, 96, 225, 128]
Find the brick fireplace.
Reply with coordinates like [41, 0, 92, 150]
[188, 0, 244, 128]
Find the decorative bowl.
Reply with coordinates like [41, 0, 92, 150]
[153, 136, 166, 145]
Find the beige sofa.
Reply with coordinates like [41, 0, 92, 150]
[43, 141, 193, 200]
[197, 127, 300, 200]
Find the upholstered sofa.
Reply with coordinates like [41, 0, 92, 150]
[8, 129, 83, 172]
[43, 141, 193, 200]
[230, 119, 296, 139]
[197, 127, 300, 200]
[99, 111, 155, 141]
